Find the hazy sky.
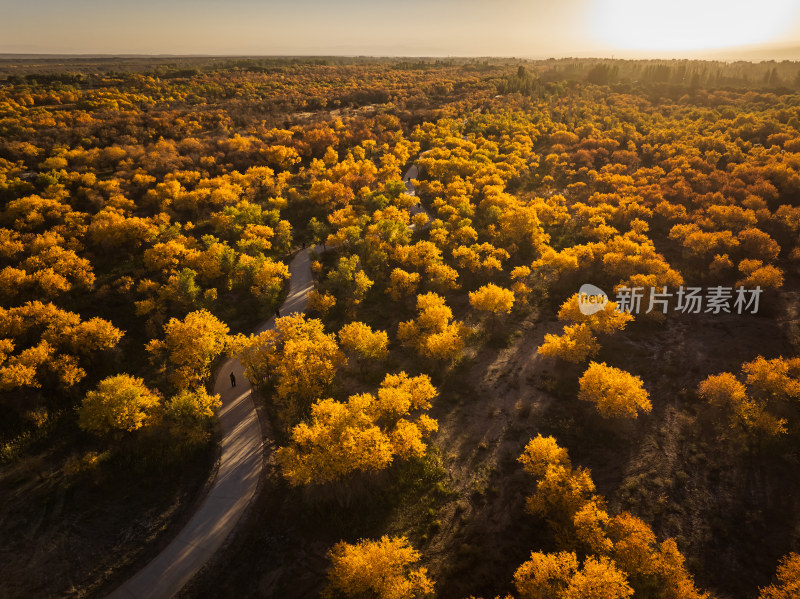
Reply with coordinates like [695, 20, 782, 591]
[2, 0, 800, 58]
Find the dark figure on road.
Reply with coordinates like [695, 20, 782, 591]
[275, 308, 280, 317]
[230, 372, 236, 387]
[302, 241, 306, 249]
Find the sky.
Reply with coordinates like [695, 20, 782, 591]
[2, 0, 800, 59]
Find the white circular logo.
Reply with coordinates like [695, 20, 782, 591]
[578, 284, 609, 316]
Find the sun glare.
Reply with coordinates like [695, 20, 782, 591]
[593, 0, 800, 52]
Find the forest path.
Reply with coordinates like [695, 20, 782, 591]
[107, 162, 423, 598]
[106, 249, 314, 599]
[403, 163, 431, 229]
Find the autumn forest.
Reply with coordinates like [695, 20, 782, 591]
[2, 56, 800, 599]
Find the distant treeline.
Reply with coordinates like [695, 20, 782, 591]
[3, 56, 800, 96]
[498, 58, 800, 95]
[6, 72, 86, 85]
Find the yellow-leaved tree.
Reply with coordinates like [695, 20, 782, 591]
[326, 255, 374, 313]
[736, 259, 784, 289]
[517, 435, 710, 599]
[468, 283, 515, 320]
[166, 387, 221, 437]
[759, 552, 800, 599]
[578, 362, 652, 419]
[398, 292, 465, 363]
[338, 321, 389, 376]
[308, 289, 337, 317]
[513, 551, 633, 599]
[0, 301, 123, 391]
[513, 550, 579, 599]
[234, 314, 345, 434]
[78, 374, 161, 436]
[325, 536, 435, 599]
[234, 328, 279, 390]
[277, 372, 437, 486]
[518, 434, 599, 532]
[387, 268, 421, 301]
[146, 309, 231, 390]
[539, 294, 632, 363]
[698, 355, 800, 438]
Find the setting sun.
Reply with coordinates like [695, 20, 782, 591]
[593, 0, 800, 52]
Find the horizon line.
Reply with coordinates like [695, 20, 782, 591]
[2, 52, 800, 64]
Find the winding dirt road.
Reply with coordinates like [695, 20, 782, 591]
[107, 164, 422, 598]
[107, 250, 313, 599]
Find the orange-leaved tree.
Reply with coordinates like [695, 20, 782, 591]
[578, 362, 652, 419]
[698, 355, 800, 438]
[325, 536, 434, 599]
[513, 552, 633, 599]
[759, 552, 800, 599]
